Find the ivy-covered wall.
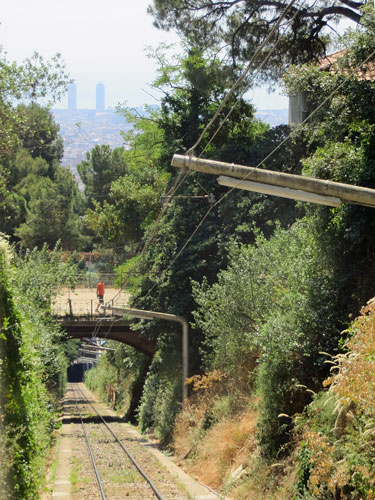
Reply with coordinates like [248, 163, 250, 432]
[0, 237, 76, 499]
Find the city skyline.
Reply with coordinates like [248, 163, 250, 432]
[0, 0, 288, 110]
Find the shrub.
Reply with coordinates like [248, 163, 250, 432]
[193, 221, 342, 457]
[137, 347, 181, 443]
[293, 298, 375, 499]
[0, 238, 77, 499]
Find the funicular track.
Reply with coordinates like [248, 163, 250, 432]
[70, 382, 175, 500]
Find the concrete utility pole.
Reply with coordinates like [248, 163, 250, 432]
[102, 305, 189, 404]
[171, 154, 375, 208]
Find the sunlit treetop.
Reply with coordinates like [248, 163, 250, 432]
[148, 0, 364, 82]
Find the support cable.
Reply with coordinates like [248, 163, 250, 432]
[186, 0, 298, 156]
[141, 44, 375, 301]
[105, 0, 300, 307]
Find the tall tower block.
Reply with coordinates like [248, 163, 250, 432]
[96, 83, 105, 111]
[68, 83, 77, 111]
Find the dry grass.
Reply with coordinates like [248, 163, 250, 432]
[173, 402, 298, 499]
[172, 299, 375, 499]
[173, 371, 258, 491]
[298, 297, 375, 498]
[185, 410, 258, 489]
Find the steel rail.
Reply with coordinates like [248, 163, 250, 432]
[76, 383, 167, 500]
[70, 383, 107, 500]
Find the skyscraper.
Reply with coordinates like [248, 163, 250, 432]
[96, 83, 105, 111]
[68, 83, 77, 111]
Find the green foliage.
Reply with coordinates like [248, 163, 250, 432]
[0, 114, 86, 249]
[16, 103, 64, 167]
[148, 0, 354, 82]
[85, 342, 150, 420]
[62, 339, 81, 365]
[0, 49, 70, 163]
[85, 355, 117, 403]
[77, 145, 128, 206]
[87, 46, 299, 443]
[12, 243, 77, 310]
[193, 220, 345, 457]
[14, 169, 85, 250]
[114, 255, 142, 293]
[82, 112, 170, 248]
[137, 347, 181, 443]
[0, 47, 89, 251]
[0, 237, 76, 499]
[283, 13, 375, 316]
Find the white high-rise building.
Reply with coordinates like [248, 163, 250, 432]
[96, 83, 105, 111]
[68, 83, 77, 111]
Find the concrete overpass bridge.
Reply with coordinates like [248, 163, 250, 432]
[53, 287, 157, 357]
[59, 316, 156, 356]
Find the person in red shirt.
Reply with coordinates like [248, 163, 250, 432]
[96, 279, 105, 311]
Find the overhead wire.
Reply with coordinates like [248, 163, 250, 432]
[106, 0, 302, 308]
[108, 166, 190, 305]
[186, 0, 298, 155]
[140, 40, 375, 302]
[53, 1, 303, 313]
[102, 0, 374, 310]
[136, 0, 307, 301]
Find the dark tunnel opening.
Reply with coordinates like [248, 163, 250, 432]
[67, 362, 94, 382]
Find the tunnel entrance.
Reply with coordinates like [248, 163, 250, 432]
[67, 362, 94, 382]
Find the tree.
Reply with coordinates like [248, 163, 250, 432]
[122, 48, 303, 440]
[83, 108, 170, 248]
[0, 49, 70, 163]
[77, 145, 128, 206]
[14, 162, 86, 250]
[16, 103, 64, 169]
[283, 7, 375, 312]
[0, 47, 73, 246]
[148, 0, 363, 82]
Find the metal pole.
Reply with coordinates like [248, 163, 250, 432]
[171, 154, 375, 208]
[102, 305, 189, 404]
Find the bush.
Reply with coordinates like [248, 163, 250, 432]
[137, 347, 181, 443]
[291, 299, 375, 499]
[193, 220, 344, 457]
[0, 238, 77, 499]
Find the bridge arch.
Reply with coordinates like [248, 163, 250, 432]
[59, 317, 156, 357]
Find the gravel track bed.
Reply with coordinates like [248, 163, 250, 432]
[69, 383, 190, 500]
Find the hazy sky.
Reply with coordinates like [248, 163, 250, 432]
[0, 0, 288, 110]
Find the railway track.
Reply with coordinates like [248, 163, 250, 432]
[69, 382, 189, 500]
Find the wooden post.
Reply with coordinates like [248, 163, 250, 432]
[171, 154, 375, 208]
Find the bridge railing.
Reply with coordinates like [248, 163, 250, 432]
[74, 272, 127, 289]
[52, 288, 130, 319]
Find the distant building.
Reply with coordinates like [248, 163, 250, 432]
[96, 83, 105, 111]
[68, 83, 77, 111]
[288, 50, 375, 125]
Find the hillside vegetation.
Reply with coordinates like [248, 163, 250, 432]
[2, 5, 375, 500]
[171, 299, 375, 499]
[0, 239, 78, 498]
[84, 9, 375, 499]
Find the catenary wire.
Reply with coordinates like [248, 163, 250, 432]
[140, 44, 375, 302]
[187, 0, 298, 155]
[105, 0, 301, 307]
[199, 0, 308, 158]
[108, 167, 191, 304]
